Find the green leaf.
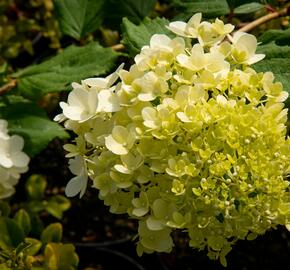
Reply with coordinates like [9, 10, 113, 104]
[0, 217, 24, 249]
[0, 263, 11, 270]
[258, 28, 290, 46]
[14, 42, 120, 100]
[41, 223, 63, 245]
[14, 209, 31, 236]
[0, 202, 10, 217]
[24, 238, 42, 256]
[104, 0, 156, 28]
[226, 0, 255, 9]
[25, 175, 47, 200]
[45, 201, 63, 220]
[29, 214, 44, 239]
[171, 0, 229, 20]
[0, 96, 69, 157]
[54, 0, 105, 39]
[254, 42, 290, 107]
[51, 195, 71, 212]
[257, 42, 290, 58]
[45, 195, 71, 219]
[227, 0, 274, 9]
[253, 29, 290, 108]
[234, 2, 265, 14]
[121, 17, 174, 57]
[44, 243, 79, 270]
[15, 241, 31, 256]
[26, 201, 46, 213]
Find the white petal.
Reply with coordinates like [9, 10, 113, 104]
[176, 54, 191, 68]
[65, 177, 82, 197]
[13, 166, 28, 174]
[142, 107, 156, 118]
[71, 82, 82, 89]
[146, 216, 164, 231]
[166, 21, 188, 37]
[65, 175, 87, 197]
[138, 92, 156, 101]
[61, 103, 83, 121]
[87, 89, 99, 114]
[176, 112, 190, 122]
[277, 91, 289, 102]
[0, 166, 10, 181]
[187, 13, 202, 28]
[97, 90, 120, 112]
[112, 126, 129, 143]
[11, 152, 30, 167]
[132, 207, 148, 217]
[106, 63, 125, 86]
[53, 113, 66, 122]
[69, 156, 84, 176]
[239, 33, 257, 56]
[105, 135, 128, 155]
[67, 88, 88, 108]
[0, 120, 8, 131]
[150, 34, 171, 48]
[175, 86, 189, 107]
[79, 176, 88, 198]
[0, 120, 9, 139]
[0, 186, 15, 199]
[224, 24, 235, 34]
[188, 85, 206, 103]
[191, 43, 204, 54]
[232, 31, 245, 43]
[121, 152, 143, 170]
[142, 107, 158, 129]
[247, 54, 265, 65]
[114, 164, 132, 174]
[9, 135, 24, 154]
[0, 153, 13, 168]
[83, 77, 108, 88]
[216, 95, 227, 105]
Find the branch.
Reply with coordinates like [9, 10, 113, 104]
[238, 6, 290, 33]
[0, 79, 17, 96]
[110, 43, 125, 51]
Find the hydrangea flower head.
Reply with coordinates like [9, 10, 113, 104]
[0, 119, 30, 199]
[56, 14, 290, 265]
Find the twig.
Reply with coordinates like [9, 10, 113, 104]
[110, 43, 125, 51]
[0, 79, 17, 96]
[238, 6, 290, 33]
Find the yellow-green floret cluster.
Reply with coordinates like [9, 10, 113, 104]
[55, 13, 290, 265]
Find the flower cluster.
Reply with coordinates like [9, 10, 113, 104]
[55, 13, 290, 265]
[0, 120, 30, 199]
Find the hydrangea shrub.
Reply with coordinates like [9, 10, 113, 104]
[0, 119, 30, 199]
[55, 13, 290, 265]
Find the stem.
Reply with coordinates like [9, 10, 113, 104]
[0, 79, 17, 95]
[110, 43, 125, 51]
[238, 6, 290, 33]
